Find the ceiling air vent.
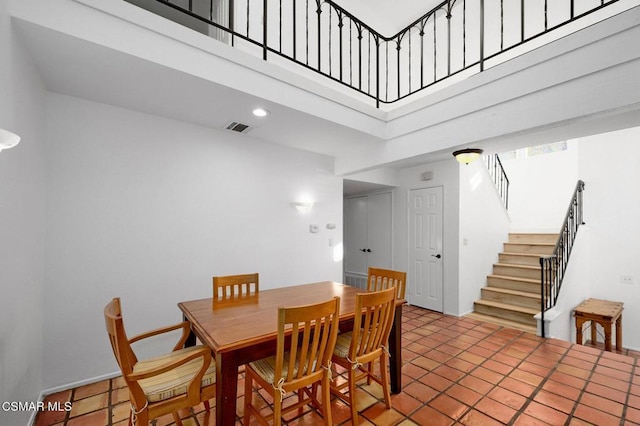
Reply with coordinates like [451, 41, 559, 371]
[225, 121, 251, 134]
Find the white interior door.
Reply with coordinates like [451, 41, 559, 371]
[366, 192, 392, 270]
[409, 187, 444, 312]
[344, 196, 368, 275]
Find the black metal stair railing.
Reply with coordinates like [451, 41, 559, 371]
[125, 0, 626, 107]
[539, 180, 585, 338]
[484, 154, 509, 210]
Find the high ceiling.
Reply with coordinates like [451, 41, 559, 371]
[334, 0, 443, 35]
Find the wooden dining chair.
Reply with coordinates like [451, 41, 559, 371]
[243, 296, 341, 426]
[330, 287, 397, 425]
[212, 273, 259, 300]
[368, 267, 407, 299]
[104, 298, 216, 426]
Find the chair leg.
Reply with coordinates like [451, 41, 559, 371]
[244, 370, 253, 425]
[348, 367, 359, 425]
[321, 373, 333, 426]
[380, 354, 391, 409]
[273, 393, 283, 426]
[172, 412, 184, 426]
[204, 400, 211, 411]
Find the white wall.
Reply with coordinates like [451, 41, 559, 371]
[458, 160, 511, 316]
[0, 0, 47, 424]
[394, 159, 460, 315]
[541, 127, 640, 350]
[577, 128, 640, 350]
[42, 93, 343, 388]
[501, 142, 579, 232]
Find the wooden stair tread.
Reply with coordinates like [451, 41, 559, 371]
[494, 263, 540, 270]
[466, 312, 537, 334]
[482, 287, 540, 299]
[488, 274, 539, 284]
[474, 299, 539, 315]
[501, 252, 546, 257]
[506, 242, 555, 245]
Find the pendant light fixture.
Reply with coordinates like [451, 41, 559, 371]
[453, 148, 483, 164]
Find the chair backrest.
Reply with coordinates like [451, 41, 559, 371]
[213, 273, 259, 301]
[275, 297, 340, 386]
[368, 267, 407, 300]
[349, 287, 397, 361]
[104, 297, 137, 376]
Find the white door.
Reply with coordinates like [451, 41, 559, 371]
[365, 192, 392, 270]
[409, 187, 444, 312]
[344, 192, 392, 288]
[344, 196, 368, 275]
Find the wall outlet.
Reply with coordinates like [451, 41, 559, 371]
[621, 275, 634, 285]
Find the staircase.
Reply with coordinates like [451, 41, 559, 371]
[467, 233, 558, 334]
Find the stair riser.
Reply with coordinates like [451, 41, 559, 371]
[509, 234, 558, 244]
[504, 243, 555, 255]
[498, 254, 541, 266]
[488, 277, 541, 294]
[481, 289, 540, 310]
[493, 265, 541, 280]
[474, 303, 537, 325]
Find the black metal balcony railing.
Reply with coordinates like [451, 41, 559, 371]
[539, 180, 585, 338]
[130, 0, 626, 107]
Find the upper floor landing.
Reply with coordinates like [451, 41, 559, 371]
[8, 0, 640, 175]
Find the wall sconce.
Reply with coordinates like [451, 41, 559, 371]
[292, 201, 313, 213]
[0, 128, 21, 154]
[453, 148, 483, 164]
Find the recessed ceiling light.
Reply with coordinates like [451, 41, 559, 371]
[252, 108, 269, 117]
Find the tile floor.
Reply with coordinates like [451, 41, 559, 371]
[35, 305, 640, 425]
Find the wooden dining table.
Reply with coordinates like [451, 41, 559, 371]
[178, 281, 404, 425]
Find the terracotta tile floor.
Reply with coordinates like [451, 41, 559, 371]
[35, 305, 640, 425]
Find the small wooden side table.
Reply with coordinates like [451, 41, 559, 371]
[574, 298, 623, 352]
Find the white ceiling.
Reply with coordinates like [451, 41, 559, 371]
[14, 18, 384, 161]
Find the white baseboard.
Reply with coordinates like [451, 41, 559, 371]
[39, 370, 121, 397]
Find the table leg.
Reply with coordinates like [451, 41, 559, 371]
[616, 315, 622, 351]
[590, 321, 597, 345]
[389, 304, 403, 394]
[183, 314, 197, 347]
[216, 352, 240, 425]
[575, 317, 584, 345]
[604, 322, 612, 352]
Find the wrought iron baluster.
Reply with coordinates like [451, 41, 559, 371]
[357, 24, 363, 90]
[447, 2, 452, 76]
[292, 0, 296, 59]
[279, 0, 282, 53]
[329, 9, 333, 77]
[419, 24, 425, 88]
[396, 38, 401, 98]
[349, 19, 353, 86]
[263, 0, 268, 60]
[480, 0, 485, 71]
[521, 0, 525, 42]
[500, 0, 504, 50]
[463, 0, 466, 68]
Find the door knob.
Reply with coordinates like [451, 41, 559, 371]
[432, 254, 441, 258]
